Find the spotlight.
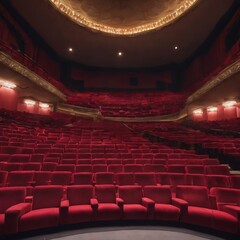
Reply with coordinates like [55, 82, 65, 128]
[24, 99, 36, 106]
[222, 100, 237, 108]
[39, 102, 50, 108]
[207, 106, 217, 112]
[193, 109, 203, 114]
[0, 80, 16, 89]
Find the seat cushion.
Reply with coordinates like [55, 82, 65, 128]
[212, 209, 238, 234]
[68, 205, 93, 224]
[19, 208, 59, 232]
[97, 203, 122, 221]
[0, 214, 4, 234]
[123, 204, 147, 220]
[181, 206, 214, 229]
[154, 204, 180, 221]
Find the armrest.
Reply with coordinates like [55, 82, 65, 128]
[116, 197, 124, 209]
[5, 202, 32, 235]
[27, 181, 35, 186]
[59, 200, 69, 225]
[90, 198, 98, 211]
[220, 204, 240, 220]
[172, 198, 188, 212]
[209, 195, 217, 209]
[142, 197, 155, 214]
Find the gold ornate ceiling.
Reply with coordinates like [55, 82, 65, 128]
[49, 0, 199, 35]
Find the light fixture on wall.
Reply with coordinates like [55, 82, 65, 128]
[0, 80, 16, 89]
[24, 99, 36, 106]
[207, 106, 217, 112]
[192, 108, 203, 114]
[222, 100, 237, 108]
[39, 102, 50, 109]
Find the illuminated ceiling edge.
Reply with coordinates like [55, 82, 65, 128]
[0, 51, 67, 101]
[49, 0, 199, 36]
[187, 58, 240, 104]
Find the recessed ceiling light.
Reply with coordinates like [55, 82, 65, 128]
[69, 48, 73, 52]
[174, 46, 178, 50]
[118, 51, 123, 56]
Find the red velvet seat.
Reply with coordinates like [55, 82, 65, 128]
[7, 171, 34, 187]
[143, 164, 166, 172]
[118, 186, 151, 220]
[108, 164, 123, 173]
[41, 162, 57, 171]
[134, 172, 156, 187]
[115, 173, 135, 186]
[50, 171, 72, 185]
[186, 174, 206, 186]
[167, 164, 185, 173]
[62, 185, 95, 224]
[3, 163, 22, 171]
[30, 154, 44, 163]
[55, 164, 75, 172]
[9, 154, 31, 163]
[94, 185, 122, 221]
[0, 171, 8, 187]
[0, 187, 26, 235]
[95, 172, 115, 185]
[143, 186, 181, 221]
[33, 171, 52, 185]
[205, 165, 230, 175]
[124, 164, 143, 173]
[18, 186, 64, 232]
[73, 173, 93, 185]
[229, 175, 240, 189]
[206, 175, 230, 189]
[76, 164, 93, 172]
[92, 164, 107, 173]
[186, 165, 205, 174]
[22, 163, 41, 171]
[176, 186, 239, 234]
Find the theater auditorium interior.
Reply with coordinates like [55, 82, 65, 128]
[0, 0, 240, 239]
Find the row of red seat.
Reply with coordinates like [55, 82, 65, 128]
[1, 185, 239, 235]
[1, 171, 239, 191]
[0, 161, 228, 173]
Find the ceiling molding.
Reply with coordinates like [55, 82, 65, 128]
[0, 51, 67, 101]
[49, 0, 199, 36]
[186, 58, 240, 104]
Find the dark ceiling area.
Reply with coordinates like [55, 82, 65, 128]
[7, 0, 235, 69]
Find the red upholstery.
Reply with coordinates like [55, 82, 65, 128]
[205, 165, 230, 175]
[7, 171, 34, 187]
[143, 186, 181, 221]
[0, 187, 26, 235]
[176, 186, 239, 234]
[123, 164, 143, 173]
[206, 175, 230, 189]
[64, 185, 95, 224]
[118, 186, 148, 220]
[230, 176, 240, 189]
[33, 171, 52, 185]
[73, 173, 93, 185]
[95, 172, 115, 185]
[9, 154, 30, 163]
[94, 185, 122, 220]
[18, 186, 63, 232]
[143, 164, 166, 172]
[115, 173, 135, 186]
[76, 164, 93, 172]
[0, 171, 8, 187]
[134, 173, 156, 186]
[50, 172, 72, 185]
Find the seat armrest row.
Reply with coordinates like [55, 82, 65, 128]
[172, 198, 188, 212]
[5, 202, 32, 235]
[90, 198, 98, 211]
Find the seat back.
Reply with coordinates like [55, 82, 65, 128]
[95, 185, 116, 203]
[176, 186, 210, 208]
[118, 185, 143, 204]
[32, 185, 63, 210]
[0, 187, 26, 213]
[143, 186, 172, 204]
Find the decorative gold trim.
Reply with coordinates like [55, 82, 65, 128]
[187, 58, 240, 104]
[57, 103, 102, 120]
[49, 0, 199, 36]
[0, 51, 67, 101]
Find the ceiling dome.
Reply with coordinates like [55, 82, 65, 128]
[50, 0, 199, 35]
